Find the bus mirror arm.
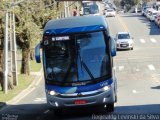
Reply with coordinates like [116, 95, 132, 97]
[110, 37, 116, 57]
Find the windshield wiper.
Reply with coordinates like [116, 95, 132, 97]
[77, 43, 95, 80]
[78, 51, 94, 80]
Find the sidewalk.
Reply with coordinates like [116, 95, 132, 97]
[0, 68, 43, 110]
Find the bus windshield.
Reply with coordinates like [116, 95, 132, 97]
[83, 4, 99, 15]
[43, 32, 111, 85]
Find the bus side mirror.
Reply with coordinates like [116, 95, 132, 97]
[111, 37, 116, 57]
[35, 42, 41, 63]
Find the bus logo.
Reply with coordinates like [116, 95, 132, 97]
[77, 93, 82, 97]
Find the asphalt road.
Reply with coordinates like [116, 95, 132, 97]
[1, 13, 160, 120]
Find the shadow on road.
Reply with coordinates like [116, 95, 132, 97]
[117, 49, 133, 52]
[138, 16, 160, 36]
[120, 14, 160, 36]
[151, 85, 160, 89]
[1, 103, 160, 120]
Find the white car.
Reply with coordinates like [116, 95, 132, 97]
[116, 32, 134, 50]
[105, 9, 116, 17]
[149, 10, 159, 21]
[145, 8, 155, 19]
[142, 6, 152, 16]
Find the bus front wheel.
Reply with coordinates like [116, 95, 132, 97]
[53, 109, 63, 116]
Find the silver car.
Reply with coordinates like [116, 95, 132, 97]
[116, 32, 134, 50]
[105, 9, 116, 17]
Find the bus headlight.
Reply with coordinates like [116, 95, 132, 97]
[48, 90, 58, 96]
[102, 86, 110, 91]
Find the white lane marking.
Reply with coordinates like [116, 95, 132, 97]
[150, 38, 156, 43]
[140, 39, 145, 43]
[148, 64, 155, 71]
[41, 98, 47, 100]
[35, 76, 43, 86]
[44, 109, 50, 114]
[118, 66, 124, 71]
[132, 90, 144, 94]
[132, 90, 137, 93]
[34, 97, 46, 102]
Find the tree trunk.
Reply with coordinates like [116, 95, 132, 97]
[0, 50, 3, 91]
[0, 70, 3, 91]
[8, 72, 14, 90]
[0, 17, 4, 91]
[21, 48, 30, 75]
[30, 48, 35, 60]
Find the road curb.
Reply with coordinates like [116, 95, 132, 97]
[0, 68, 43, 110]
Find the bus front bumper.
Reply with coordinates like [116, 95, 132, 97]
[46, 89, 115, 109]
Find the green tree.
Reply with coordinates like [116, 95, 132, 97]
[14, 0, 63, 75]
[114, 0, 121, 8]
[121, 0, 140, 11]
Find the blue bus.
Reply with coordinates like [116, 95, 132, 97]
[81, 1, 100, 16]
[35, 15, 117, 114]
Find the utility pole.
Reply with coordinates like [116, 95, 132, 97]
[9, 12, 12, 72]
[12, 10, 18, 86]
[64, 2, 68, 17]
[67, 1, 70, 17]
[4, 10, 9, 94]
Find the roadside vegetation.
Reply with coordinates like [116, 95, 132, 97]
[114, 0, 141, 11]
[0, 52, 41, 102]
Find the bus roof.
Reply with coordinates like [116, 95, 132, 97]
[44, 15, 108, 35]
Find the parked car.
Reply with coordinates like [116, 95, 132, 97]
[115, 32, 134, 50]
[144, 8, 154, 17]
[142, 6, 152, 16]
[105, 9, 116, 17]
[146, 8, 155, 19]
[149, 10, 159, 21]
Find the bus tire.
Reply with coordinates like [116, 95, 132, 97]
[54, 109, 63, 116]
[115, 94, 117, 102]
[106, 103, 114, 112]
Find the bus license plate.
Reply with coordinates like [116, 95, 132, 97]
[74, 100, 87, 105]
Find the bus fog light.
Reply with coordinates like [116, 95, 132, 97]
[55, 102, 59, 107]
[103, 98, 107, 102]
